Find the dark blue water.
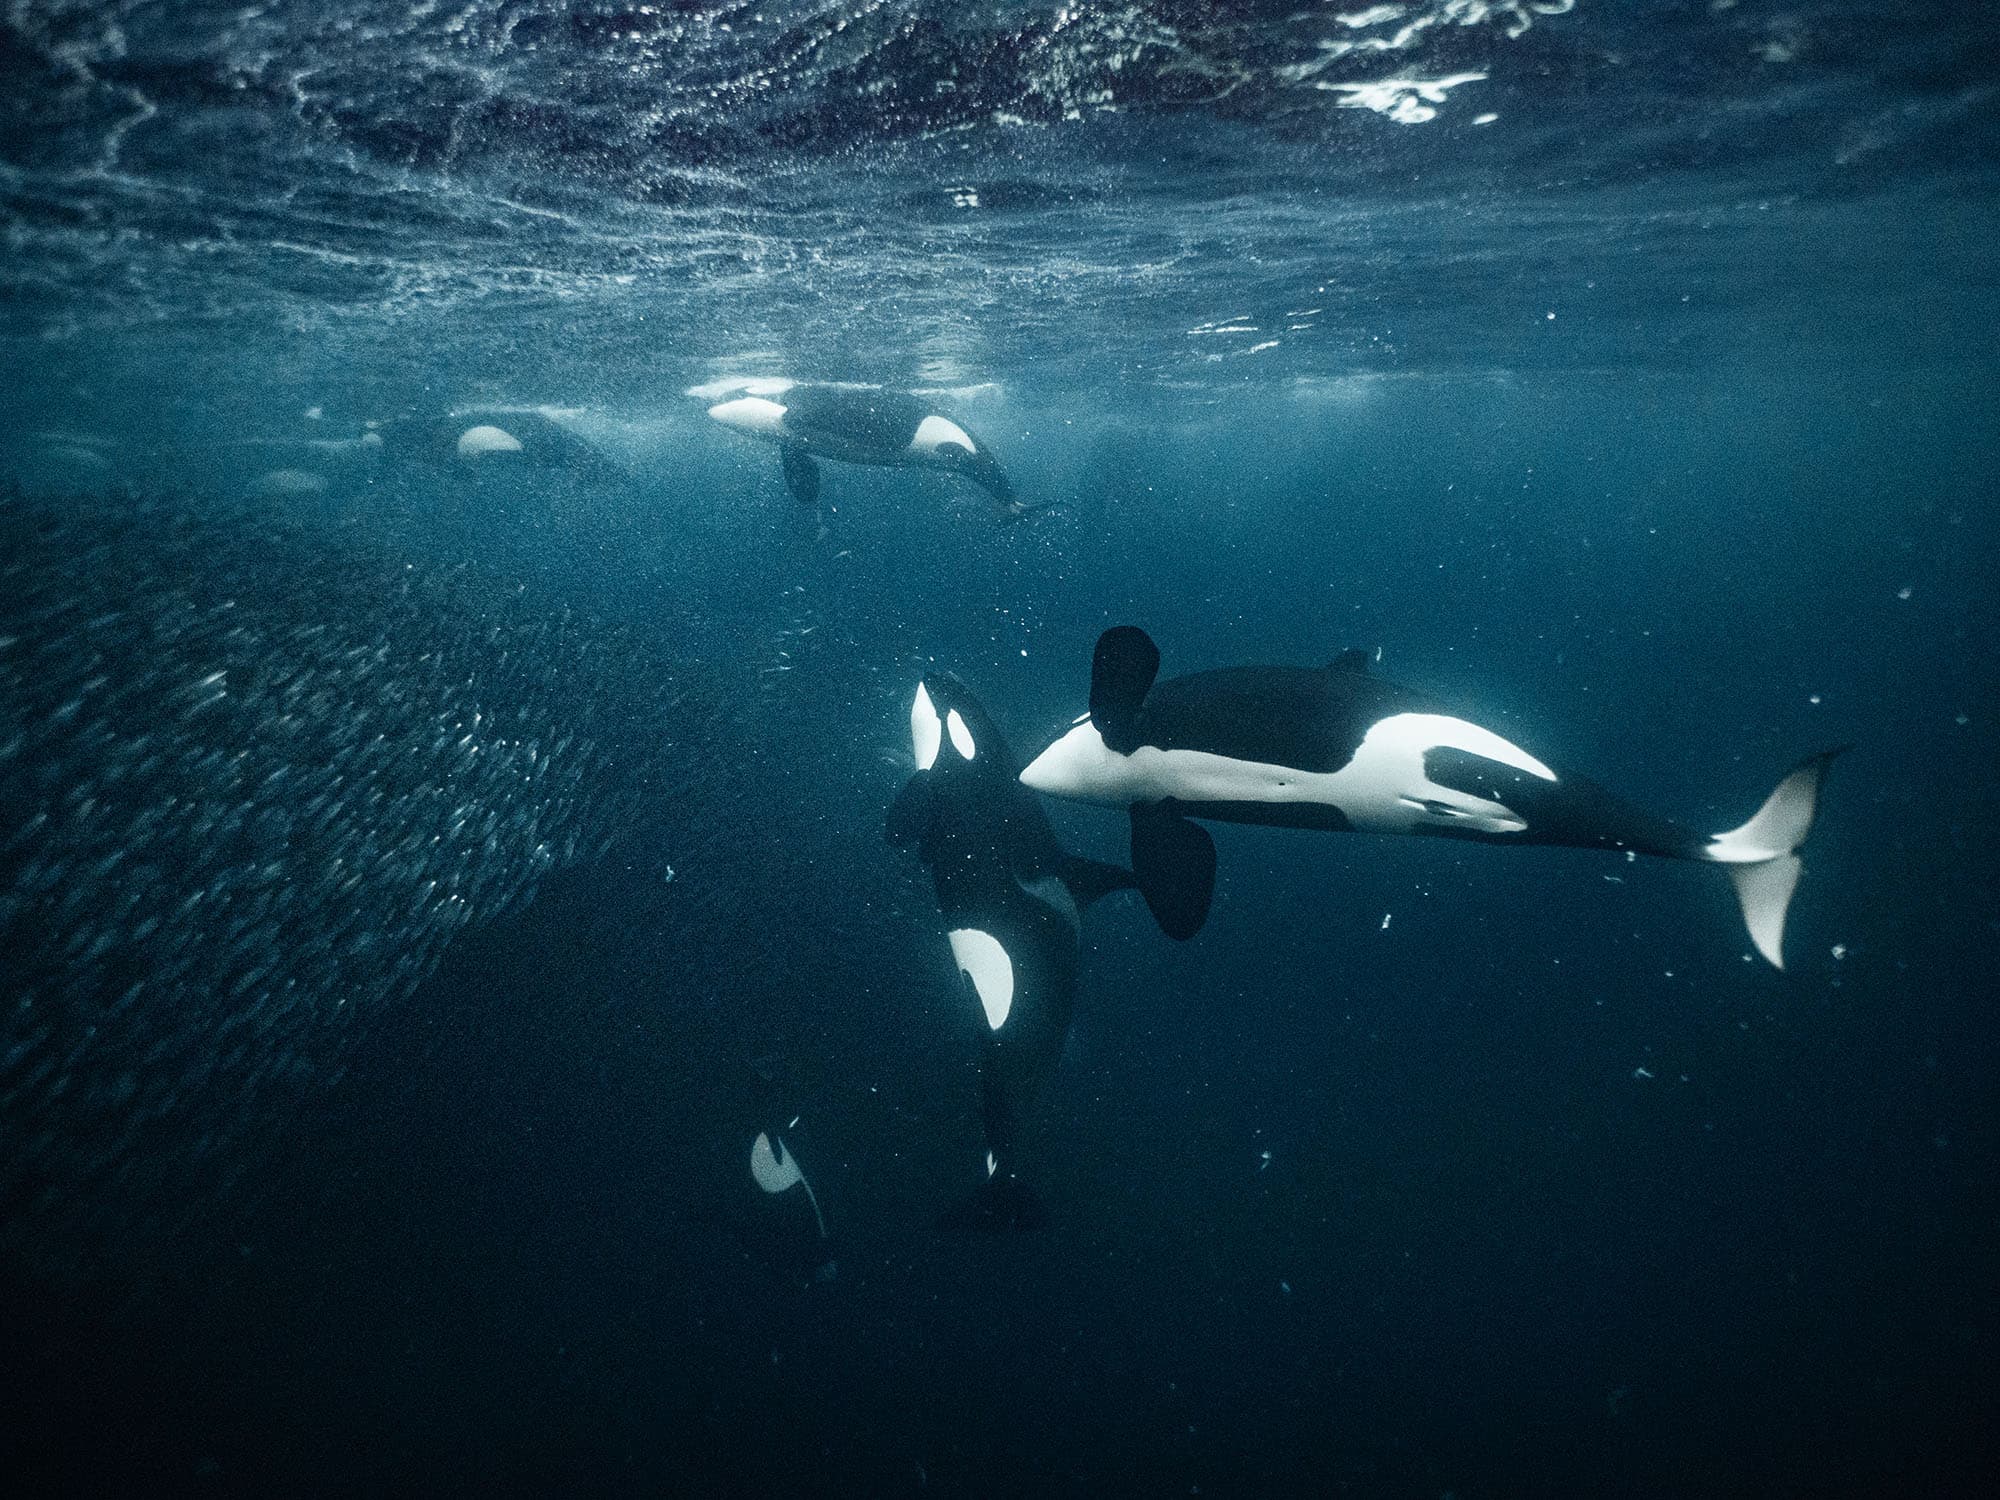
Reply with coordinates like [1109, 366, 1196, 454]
[4, 3, 1997, 1494]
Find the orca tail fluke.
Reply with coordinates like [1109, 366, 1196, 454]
[938, 1174, 1049, 1235]
[1703, 747, 1848, 969]
[1724, 855, 1803, 970]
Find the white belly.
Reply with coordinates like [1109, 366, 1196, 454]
[1020, 712, 1556, 837]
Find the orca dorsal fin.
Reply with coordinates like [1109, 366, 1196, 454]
[1089, 626, 1159, 754]
[1058, 854, 1138, 910]
[1328, 648, 1371, 674]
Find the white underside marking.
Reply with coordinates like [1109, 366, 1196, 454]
[1727, 855, 1801, 970]
[448, 404, 587, 422]
[750, 1132, 802, 1193]
[712, 399, 973, 467]
[1019, 712, 1555, 836]
[911, 414, 975, 455]
[249, 469, 327, 496]
[948, 928, 1014, 1030]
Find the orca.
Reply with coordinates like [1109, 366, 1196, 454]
[749, 1129, 826, 1237]
[743, 1120, 838, 1285]
[374, 405, 617, 474]
[702, 378, 1021, 514]
[1019, 626, 1845, 968]
[888, 672, 1134, 1229]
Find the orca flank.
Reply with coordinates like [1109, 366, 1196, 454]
[1021, 626, 1843, 968]
[700, 378, 1020, 513]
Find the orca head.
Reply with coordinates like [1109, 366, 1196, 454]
[910, 672, 1008, 777]
[707, 395, 789, 440]
[1018, 714, 1134, 804]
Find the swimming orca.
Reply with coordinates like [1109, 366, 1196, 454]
[887, 673, 1134, 1230]
[702, 378, 1020, 514]
[1019, 626, 1844, 968]
[742, 1120, 837, 1284]
[750, 1129, 826, 1236]
[374, 405, 616, 474]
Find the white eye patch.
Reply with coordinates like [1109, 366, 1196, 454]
[911, 682, 942, 770]
[946, 708, 976, 760]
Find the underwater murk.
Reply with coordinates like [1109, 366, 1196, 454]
[1, 3, 1995, 1495]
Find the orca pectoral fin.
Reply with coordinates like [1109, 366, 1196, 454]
[1130, 802, 1215, 941]
[780, 445, 821, 506]
[885, 776, 936, 848]
[1059, 854, 1138, 909]
[1090, 626, 1159, 753]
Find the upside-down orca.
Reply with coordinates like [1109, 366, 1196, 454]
[1019, 626, 1844, 968]
[888, 673, 1134, 1229]
[702, 378, 1020, 514]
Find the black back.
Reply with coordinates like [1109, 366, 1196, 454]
[1091, 628, 1709, 860]
[1138, 663, 1427, 774]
